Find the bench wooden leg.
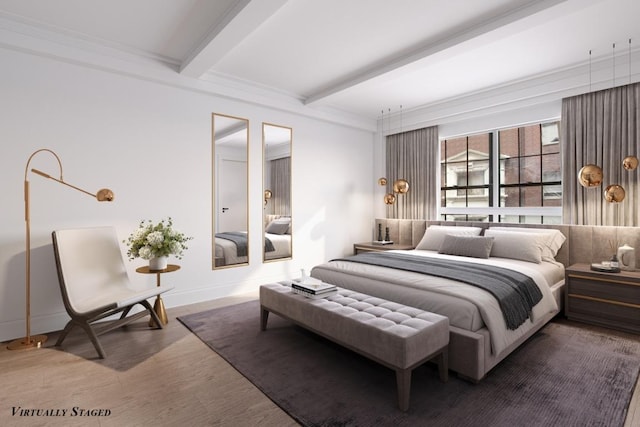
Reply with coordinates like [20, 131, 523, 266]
[438, 348, 449, 382]
[395, 368, 411, 412]
[260, 306, 269, 331]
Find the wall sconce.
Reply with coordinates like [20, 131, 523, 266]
[264, 189, 272, 205]
[8, 149, 114, 351]
[378, 177, 409, 205]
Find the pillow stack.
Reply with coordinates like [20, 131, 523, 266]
[417, 225, 492, 259]
[416, 225, 483, 251]
[414, 224, 566, 263]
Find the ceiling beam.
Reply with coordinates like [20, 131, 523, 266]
[304, 0, 568, 106]
[180, 0, 288, 78]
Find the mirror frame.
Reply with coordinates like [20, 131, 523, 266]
[212, 113, 250, 269]
[262, 122, 293, 263]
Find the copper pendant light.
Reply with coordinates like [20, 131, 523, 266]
[384, 193, 396, 205]
[393, 179, 409, 194]
[623, 156, 638, 171]
[604, 184, 625, 203]
[578, 164, 603, 187]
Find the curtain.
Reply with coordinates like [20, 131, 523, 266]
[562, 82, 639, 226]
[270, 157, 291, 216]
[386, 126, 439, 219]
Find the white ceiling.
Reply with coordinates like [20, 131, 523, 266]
[1, 0, 638, 120]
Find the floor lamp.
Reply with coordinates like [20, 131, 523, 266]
[7, 148, 114, 351]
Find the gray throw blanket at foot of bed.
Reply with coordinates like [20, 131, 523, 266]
[334, 252, 542, 330]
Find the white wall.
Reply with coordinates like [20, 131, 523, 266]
[0, 47, 375, 342]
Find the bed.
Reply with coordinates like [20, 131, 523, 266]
[311, 220, 569, 382]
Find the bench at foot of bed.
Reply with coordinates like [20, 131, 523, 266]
[259, 282, 449, 411]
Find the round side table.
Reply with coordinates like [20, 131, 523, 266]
[135, 264, 180, 327]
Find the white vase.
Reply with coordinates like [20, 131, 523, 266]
[149, 256, 168, 271]
[617, 244, 636, 271]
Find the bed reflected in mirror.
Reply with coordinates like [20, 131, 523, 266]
[212, 113, 249, 269]
[263, 123, 292, 263]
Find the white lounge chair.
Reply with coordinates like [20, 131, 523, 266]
[52, 226, 173, 358]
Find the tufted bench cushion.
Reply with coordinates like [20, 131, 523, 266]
[260, 282, 449, 411]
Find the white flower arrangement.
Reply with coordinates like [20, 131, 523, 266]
[124, 217, 193, 260]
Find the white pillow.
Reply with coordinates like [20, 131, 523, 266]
[265, 218, 290, 235]
[415, 225, 483, 251]
[488, 227, 566, 262]
[484, 229, 545, 263]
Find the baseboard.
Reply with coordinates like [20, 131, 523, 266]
[0, 280, 265, 343]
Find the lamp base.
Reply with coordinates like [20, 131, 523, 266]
[7, 334, 48, 351]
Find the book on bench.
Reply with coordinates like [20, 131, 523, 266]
[291, 278, 337, 298]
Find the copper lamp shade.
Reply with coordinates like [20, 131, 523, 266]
[604, 184, 625, 203]
[378, 177, 387, 186]
[97, 189, 115, 202]
[384, 193, 396, 205]
[393, 179, 409, 194]
[623, 156, 639, 171]
[578, 164, 603, 187]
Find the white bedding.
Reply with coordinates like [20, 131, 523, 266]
[311, 249, 562, 356]
[264, 233, 291, 260]
[215, 235, 247, 265]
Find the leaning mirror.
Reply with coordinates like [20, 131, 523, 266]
[263, 123, 292, 262]
[212, 113, 249, 269]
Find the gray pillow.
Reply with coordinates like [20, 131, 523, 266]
[438, 235, 494, 259]
[265, 219, 290, 235]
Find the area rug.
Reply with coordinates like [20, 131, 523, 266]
[178, 300, 640, 427]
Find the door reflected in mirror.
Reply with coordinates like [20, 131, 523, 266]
[263, 123, 292, 263]
[212, 113, 249, 269]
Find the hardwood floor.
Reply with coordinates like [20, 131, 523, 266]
[0, 291, 298, 427]
[1, 292, 638, 427]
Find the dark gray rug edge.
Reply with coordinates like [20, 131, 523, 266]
[178, 300, 640, 427]
[177, 304, 312, 426]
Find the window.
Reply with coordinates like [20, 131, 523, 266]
[439, 121, 561, 224]
[440, 133, 491, 209]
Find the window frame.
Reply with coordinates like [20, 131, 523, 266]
[438, 120, 562, 224]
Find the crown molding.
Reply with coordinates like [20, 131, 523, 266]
[381, 47, 640, 134]
[0, 14, 376, 132]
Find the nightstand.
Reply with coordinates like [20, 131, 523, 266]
[565, 263, 640, 334]
[353, 242, 414, 255]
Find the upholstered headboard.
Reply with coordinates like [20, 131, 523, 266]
[374, 219, 640, 268]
